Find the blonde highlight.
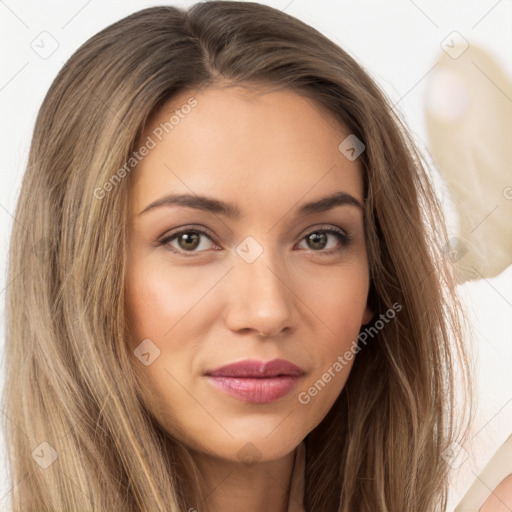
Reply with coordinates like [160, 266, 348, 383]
[4, 2, 473, 511]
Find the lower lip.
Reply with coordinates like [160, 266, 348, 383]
[205, 375, 301, 403]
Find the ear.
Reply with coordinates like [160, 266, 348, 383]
[362, 304, 373, 325]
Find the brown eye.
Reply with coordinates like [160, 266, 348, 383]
[161, 229, 217, 255]
[306, 232, 328, 250]
[297, 227, 351, 253]
[176, 232, 201, 251]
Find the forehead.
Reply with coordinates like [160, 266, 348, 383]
[130, 86, 364, 217]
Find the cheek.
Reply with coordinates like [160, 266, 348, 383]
[124, 257, 229, 425]
[297, 259, 370, 337]
[288, 262, 370, 421]
[125, 256, 226, 344]
[124, 262, 212, 441]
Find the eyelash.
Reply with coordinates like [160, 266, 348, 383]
[158, 224, 352, 258]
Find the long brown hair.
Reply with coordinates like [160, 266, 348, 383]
[3, 2, 472, 510]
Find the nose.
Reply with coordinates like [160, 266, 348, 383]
[223, 244, 297, 338]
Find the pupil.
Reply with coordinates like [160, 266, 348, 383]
[179, 232, 200, 250]
[308, 232, 326, 250]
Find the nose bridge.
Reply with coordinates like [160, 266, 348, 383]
[225, 236, 295, 336]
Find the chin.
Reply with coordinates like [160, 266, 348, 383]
[183, 428, 305, 465]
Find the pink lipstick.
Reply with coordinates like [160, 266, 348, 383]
[204, 359, 304, 403]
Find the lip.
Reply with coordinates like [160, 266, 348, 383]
[204, 359, 305, 403]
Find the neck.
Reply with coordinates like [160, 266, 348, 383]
[190, 446, 298, 512]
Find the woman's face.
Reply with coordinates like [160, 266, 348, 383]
[125, 85, 373, 463]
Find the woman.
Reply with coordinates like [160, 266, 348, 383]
[3, 2, 477, 510]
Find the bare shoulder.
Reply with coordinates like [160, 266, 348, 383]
[478, 474, 512, 512]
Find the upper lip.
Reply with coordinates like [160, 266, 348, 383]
[204, 358, 305, 378]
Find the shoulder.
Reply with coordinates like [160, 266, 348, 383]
[479, 473, 512, 512]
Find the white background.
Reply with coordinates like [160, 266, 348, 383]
[0, 1, 511, 510]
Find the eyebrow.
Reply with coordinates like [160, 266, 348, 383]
[138, 191, 364, 218]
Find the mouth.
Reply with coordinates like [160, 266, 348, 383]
[204, 358, 305, 403]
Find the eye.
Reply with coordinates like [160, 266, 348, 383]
[296, 226, 351, 253]
[159, 225, 352, 257]
[160, 227, 218, 255]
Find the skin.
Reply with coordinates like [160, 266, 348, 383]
[479, 474, 512, 512]
[125, 85, 373, 512]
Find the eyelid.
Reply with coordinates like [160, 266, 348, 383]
[159, 224, 217, 242]
[296, 223, 349, 240]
